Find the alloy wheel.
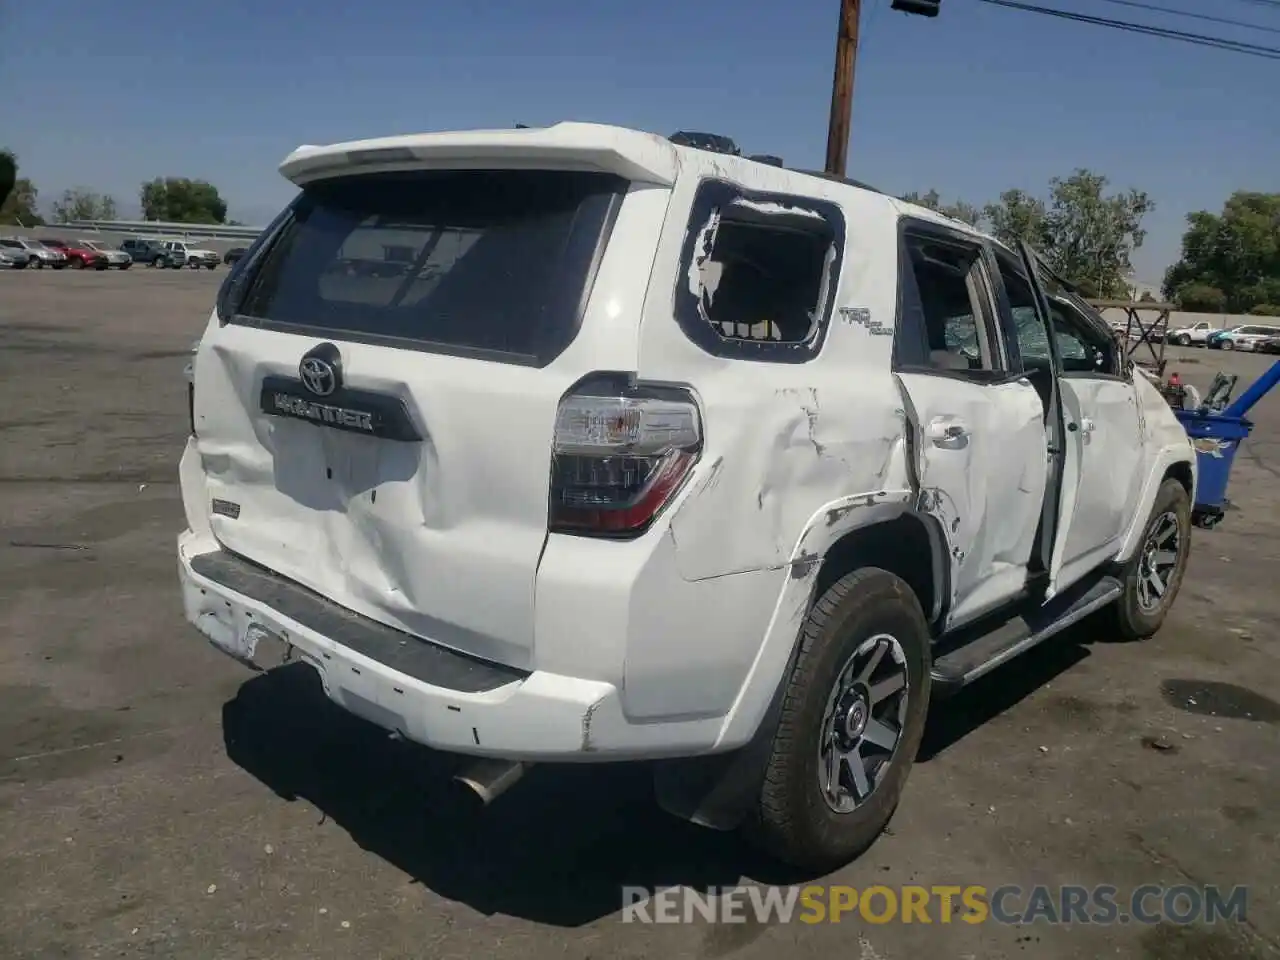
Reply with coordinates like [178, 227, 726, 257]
[817, 633, 910, 814]
[1137, 510, 1181, 613]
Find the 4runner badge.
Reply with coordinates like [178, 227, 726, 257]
[839, 306, 892, 336]
[299, 343, 343, 397]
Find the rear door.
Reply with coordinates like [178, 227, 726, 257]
[893, 222, 1049, 629]
[192, 167, 633, 669]
[1021, 254, 1145, 590]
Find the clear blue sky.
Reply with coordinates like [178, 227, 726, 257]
[4, 0, 1277, 282]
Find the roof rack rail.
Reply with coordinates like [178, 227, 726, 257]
[668, 131, 741, 156]
[792, 169, 884, 195]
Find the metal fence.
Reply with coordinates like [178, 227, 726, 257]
[58, 219, 267, 241]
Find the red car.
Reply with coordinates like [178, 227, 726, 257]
[37, 237, 109, 270]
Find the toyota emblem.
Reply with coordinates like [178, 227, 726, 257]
[298, 343, 343, 397]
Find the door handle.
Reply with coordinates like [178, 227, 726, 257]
[926, 417, 970, 445]
[1080, 417, 1096, 434]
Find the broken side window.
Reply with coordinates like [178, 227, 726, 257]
[900, 233, 1002, 374]
[674, 182, 845, 363]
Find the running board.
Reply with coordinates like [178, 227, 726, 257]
[930, 574, 1122, 697]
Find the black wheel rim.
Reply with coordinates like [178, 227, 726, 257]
[817, 633, 910, 814]
[1137, 510, 1181, 613]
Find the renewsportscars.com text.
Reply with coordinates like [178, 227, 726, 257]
[621, 884, 1249, 926]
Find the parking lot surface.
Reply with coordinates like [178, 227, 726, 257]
[1, 268, 1278, 960]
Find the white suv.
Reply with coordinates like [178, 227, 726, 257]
[1211, 323, 1280, 351]
[163, 239, 220, 270]
[178, 122, 1197, 869]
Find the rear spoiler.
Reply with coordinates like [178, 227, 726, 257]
[279, 122, 680, 188]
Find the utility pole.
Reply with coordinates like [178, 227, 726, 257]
[823, 0, 861, 178]
[824, 0, 942, 177]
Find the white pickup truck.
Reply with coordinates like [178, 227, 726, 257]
[1167, 320, 1219, 347]
[162, 239, 220, 270]
[177, 122, 1197, 870]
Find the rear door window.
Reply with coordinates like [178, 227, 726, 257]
[229, 169, 627, 366]
[673, 180, 845, 363]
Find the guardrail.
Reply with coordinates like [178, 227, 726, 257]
[60, 219, 267, 241]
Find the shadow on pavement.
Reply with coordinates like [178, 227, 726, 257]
[222, 663, 805, 927]
[917, 615, 1118, 762]
[223, 610, 1125, 923]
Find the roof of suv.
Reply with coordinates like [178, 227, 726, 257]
[275, 120, 998, 249]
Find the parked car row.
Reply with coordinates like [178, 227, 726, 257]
[0, 236, 117, 269]
[0, 235, 239, 271]
[1165, 320, 1280, 352]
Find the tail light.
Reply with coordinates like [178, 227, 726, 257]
[549, 375, 702, 537]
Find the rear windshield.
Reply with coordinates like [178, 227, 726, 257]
[231, 169, 626, 365]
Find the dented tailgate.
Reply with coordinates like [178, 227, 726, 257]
[190, 164, 639, 671]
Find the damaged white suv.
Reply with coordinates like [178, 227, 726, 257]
[178, 122, 1197, 870]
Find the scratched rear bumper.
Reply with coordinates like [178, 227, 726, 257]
[177, 529, 720, 761]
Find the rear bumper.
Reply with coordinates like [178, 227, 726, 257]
[178, 531, 725, 761]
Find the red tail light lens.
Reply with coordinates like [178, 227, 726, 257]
[549, 376, 702, 537]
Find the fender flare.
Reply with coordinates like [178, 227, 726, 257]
[654, 491, 948, 830]
[1115, 441, 1197, 562]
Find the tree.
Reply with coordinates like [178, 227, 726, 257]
[983, 189, 1050, 250]
[140, 177, 228, 224]
[1163, 193, 1280, 314]
[50, 187, 118, 223]
[1174, 284, 1227, 312]
[0, 149, 43, 226]
[940, 199, 982, 227]
[900, 189, 983, 226]
[901, 189, 941, 210]
[0, 149, 14, 209]
[1041, 170, 1153, 299]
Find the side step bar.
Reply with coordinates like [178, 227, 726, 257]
[930, 574, 1122, 697]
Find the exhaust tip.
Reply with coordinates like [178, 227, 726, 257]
[452, 758, 528, 807]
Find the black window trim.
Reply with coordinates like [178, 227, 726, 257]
[892, 216, 1017, 385]
[984, 242, 1034, 378]
[217, 169, 629, 369]
[671, 178, 846, 364]
[1044, 289, 1129, 383]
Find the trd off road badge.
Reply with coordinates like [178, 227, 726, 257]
[839, 306, 892, 336]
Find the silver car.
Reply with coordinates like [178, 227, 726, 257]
[0, 236, 68, 268]
[79, 239, 133, 269]
[0, 245, 31, 268]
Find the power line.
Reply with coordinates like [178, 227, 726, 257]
[1091, 0, 1280, 36]
[976, 0, 1280, 59]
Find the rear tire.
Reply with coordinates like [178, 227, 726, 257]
[1221, 340, 1234, 351]
[1107, 478, 1191, 641]
[1174, 334, 1191, 346]
[746, 568, 931, 872]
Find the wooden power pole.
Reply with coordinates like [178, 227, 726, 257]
[824, 0, 862, 177]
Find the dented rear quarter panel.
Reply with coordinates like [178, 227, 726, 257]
[637, 157, 912, 582]
[624, 155, 916, 739]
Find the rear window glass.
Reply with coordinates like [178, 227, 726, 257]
[232, 169, 625, 364]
